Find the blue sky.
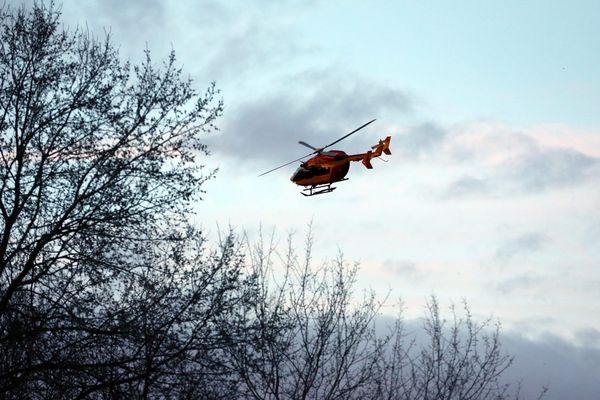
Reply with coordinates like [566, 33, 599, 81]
[300, 0, 600, 127]
[24, 0, 600, 397]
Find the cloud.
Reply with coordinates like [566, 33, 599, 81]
[294, 70, 414, 123]
[79, 0, 166, 27]
[55, 0, 310, 79]
[575, 327, 600, 348]
[58, 0, 172, 57]
[446, 123, 540, 165]
[436, 123, 600, 197]
[377, 315, 600, 400]
[495, 273, 544, 294]
[394, 122, 447, 158]
[501, 332, 600, 400]
[443, 175, 489, 197]
[201, 13, 308, 82]
[525, 123, 600, 158]
[494, 232, 550, 265]
[382, 260, 425, 281]
[503, 147, 599, 192]
[211, 74, 414, 166]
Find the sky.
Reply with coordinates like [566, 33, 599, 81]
[18, 1, 600, 398]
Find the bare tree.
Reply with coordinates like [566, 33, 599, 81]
[225, 228, 392, 400]
[375, 297, 528, 400]
[0, 3, 234, 398]
[226, 229, 545, 400]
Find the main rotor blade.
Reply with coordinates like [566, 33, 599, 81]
[258, 152, 314, 177]
[298, 141, 318, 151]
[259, 119, 376, 177]
[321, 119, 376, 151]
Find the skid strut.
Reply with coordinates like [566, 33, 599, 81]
[301, 181, 346, 196]
[302, 184, 335, 196]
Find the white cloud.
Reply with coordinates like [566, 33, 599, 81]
[494, 232, 551, 266]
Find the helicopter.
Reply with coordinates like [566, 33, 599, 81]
[259, 119, 391, 196]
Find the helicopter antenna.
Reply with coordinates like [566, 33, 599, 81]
[258, 119, 376, 177]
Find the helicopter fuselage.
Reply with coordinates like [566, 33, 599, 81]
[290, 150, 351, 186]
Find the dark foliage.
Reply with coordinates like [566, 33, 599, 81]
[0, 3, 234, 398]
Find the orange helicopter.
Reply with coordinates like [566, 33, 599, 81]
[259, 119, 391, 196]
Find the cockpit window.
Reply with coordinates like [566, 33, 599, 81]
[292, 165, 329, 180]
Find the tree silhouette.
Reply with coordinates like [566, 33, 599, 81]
[223, 229, 539, 400]
[373, 298, 536, 400]
[0, 3, 231, 397]
[226, 230, 391, 399]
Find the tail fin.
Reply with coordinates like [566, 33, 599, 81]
[361, 136, 392, 169]
[381, 136, 391, 155]
[371, 136, 392, 157]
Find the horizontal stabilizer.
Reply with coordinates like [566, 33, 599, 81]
[362, 151, 373, 169]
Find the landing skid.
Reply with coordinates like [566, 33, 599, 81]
[302, 185, 336, 196]
[301, 179, 347, 196]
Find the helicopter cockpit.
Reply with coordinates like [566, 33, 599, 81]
[291, 164, 329, 181]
